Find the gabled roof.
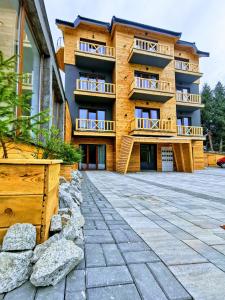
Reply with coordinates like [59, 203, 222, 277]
[176, 40, 209, 57]
[56, 15, 209, 57]
[110, 16, 181, 38]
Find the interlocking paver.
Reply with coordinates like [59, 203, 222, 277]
[102, 243, 125, 266]
[129, 263, 168, 300]
[123, 250, 159, 264]
[86, 266, 133, 288]
[87, 284, 141, 300]
[118, 241, 150, 252]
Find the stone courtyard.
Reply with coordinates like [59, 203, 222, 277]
[1, 168, 225, 300]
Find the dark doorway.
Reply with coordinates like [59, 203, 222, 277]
[79, 144, 106, 170]
[140, 144, 157, 170]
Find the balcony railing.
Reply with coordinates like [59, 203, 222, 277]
[22, 73, 32, 89]
[132, 77, 173, 93]
[76, 79, 115, 94]
[175, 60, 199, 73]
[75, 119, 115, 132]
[133, 38, 172, 56]
[77, 41, 115, 58]
[177, 125, 203, 136]
[131, 118, 175, 132]
[176, 92, 201, 105]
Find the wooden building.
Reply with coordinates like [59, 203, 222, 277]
[56, 16, 209, 173]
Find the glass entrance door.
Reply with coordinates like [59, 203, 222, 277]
[79, 144, 106, 170]
[140, 144, 157, 170]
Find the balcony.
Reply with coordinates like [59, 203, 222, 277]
[22, 73, 32, 90]
[129, 77, 174, 102]
[74, 119, 116, 137]
[74, 79, 116, 102]
[175, 60, 202, 83]
[128, 38, 173, 68]
[176, 92, 204, 110]
[130, 118, 176, 136]
[75, 41, 115, 71]
[177, 125, 203, 137]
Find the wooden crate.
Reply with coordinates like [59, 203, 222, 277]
[60, 163, 78, 181]
[0, 159, 62, 244]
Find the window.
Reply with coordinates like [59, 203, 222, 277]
[134, 37, 158, 52]
[79, 73, 106, 92]
[175, 57, 189, 71]
[135, 108, 160, 129]
[177, 117, 191, 126]
[176, 87, 190, 101]
[0, 0, 20, 58]
[134, 71, 159, 89]
[22, 18, 41, 116]
[79, 38, 106, 55]
[78, 109, 106, 130]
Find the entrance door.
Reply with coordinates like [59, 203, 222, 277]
[161, 147, 174, 172]
[79, 144, 106, 170]
[140, 144, 157, 170]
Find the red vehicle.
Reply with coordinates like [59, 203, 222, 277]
[217, 157, 225, 168]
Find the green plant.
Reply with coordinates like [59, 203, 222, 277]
[0, 51, 49, 158]
[34, 126, 82, 164]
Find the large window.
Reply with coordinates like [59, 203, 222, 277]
[22, 18, 41, 116]
[0, 0, 20, 58]
[78, 108, 106, 130]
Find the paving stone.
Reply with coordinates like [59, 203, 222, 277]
[87, 284, 141, 300]
[35, 279, 65, 300]
[110, 229, 130, 243]
[4, 282, 36, 300]
[123, 229, 143, 242]
[184, 239, 225, 272]
[86, 266, 133, 288]
[66, 269, 85, 293]
[118, 242, 150, 252]
[102, 244, 125, 266]
[65, 291, 86, 300]
[94, 221, 108, 230]
[105, 220, 127, 225]
[85, 244, 106, 267]
[129, 263, 168, 300]
[123, 250, 159, 264]
[108, 224, 131, 230]
[170, 262, 225, 300]
[147, 262, 192, 300]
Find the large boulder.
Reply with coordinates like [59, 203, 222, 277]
[2, 224, 36, 251]
[30, 239, 84, 286]
[0, 251, 33, 293]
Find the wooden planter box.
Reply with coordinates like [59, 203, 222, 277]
[60, 163, 78, 181]
[0, 159, 62, 244]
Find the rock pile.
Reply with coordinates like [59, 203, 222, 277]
[0, 170, 85, 293]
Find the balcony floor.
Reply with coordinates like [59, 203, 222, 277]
[175, 69, 202, 83]
[128, 49, 173, 68]
[75, 51, 115, 71]
[74, 90, 116, 102]
[129, 88, 174, 102]
[74, 130, 116, 137]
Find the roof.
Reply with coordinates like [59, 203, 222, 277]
[176, 40, 209, 57]
[56, 15, 209, 57]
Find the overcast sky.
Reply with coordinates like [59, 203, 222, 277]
[44, 0, 225, 90]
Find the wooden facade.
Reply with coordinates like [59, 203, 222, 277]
[57, 16, 209, 173]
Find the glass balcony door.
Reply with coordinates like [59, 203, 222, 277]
[79, 144, 106, 170]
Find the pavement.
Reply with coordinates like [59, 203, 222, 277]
[86, 168, 225, 300]
[2, 168, 225, 300]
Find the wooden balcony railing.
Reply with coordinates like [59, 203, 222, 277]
[77, 41, 115, 58]
[176, 92, 201, 104]
[174, 60, 199, 73]
[131, 118, 175, 132]
[177, 125, 203, 136]
[75, 119, 115, 132]
[132, 77, 173, 93]
[76, 79, 115, 94]
[133, 38, 172, 56]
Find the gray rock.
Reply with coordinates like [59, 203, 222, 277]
[71, 213, 85, 229]
[50, 215, 62, 232]
[30, 239, 84, 287]
[61, 220, 79, 241]
[0, 251, 33, 293]
[59, 176, 67, 185]
[2, 224, 36, 251]
[32, 234, 61, 263]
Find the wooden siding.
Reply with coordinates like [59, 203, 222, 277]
[204, 152, 224, 167]
[64, 102, 72, 143]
